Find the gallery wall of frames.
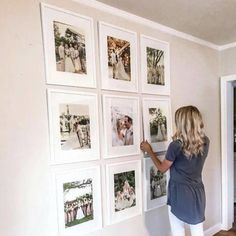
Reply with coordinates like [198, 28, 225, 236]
[41, 3, 172, 236]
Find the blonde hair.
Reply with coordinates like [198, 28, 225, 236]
[173, 106, 205, 158]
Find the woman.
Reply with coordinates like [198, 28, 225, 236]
[73, 44, 82, 73]
[76, 201, 85, 220]
[115, 56, 130, 81]
[140, 106, 209, 236]
[112, 119, 125, 146]
[64, 43, 75, 73]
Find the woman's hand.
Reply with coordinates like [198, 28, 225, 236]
[140, 140, 153, 155]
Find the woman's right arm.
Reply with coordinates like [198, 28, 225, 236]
[140, 140, 173, 173]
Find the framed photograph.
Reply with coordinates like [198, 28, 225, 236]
[54, 166, 102, 236]
[140, 35, 170, 95]
[106, 160, 142, 225]
[99, 22, 138, 92]
[41, 3, 96, 88]
[102, 94, 140, 158]
[47, 89, 100, 164]
[143, 157, 168, 211]
[142, 97, 172, 152]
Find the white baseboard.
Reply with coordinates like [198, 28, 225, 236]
[204, 223, 222, 236]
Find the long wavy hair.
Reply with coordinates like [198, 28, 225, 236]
[172, 106, 205, 158]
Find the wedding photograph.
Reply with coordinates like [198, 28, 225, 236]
[114, 170, 136, 212]
[47, 89, 100, 163]
[142, 97, 171, 152]
[140, 35, 170, 95]
[107, 36, 131, 81]
[149, 107, 167, 143]
[143, 157, 167, 211]
[59, 103, 90, 150]
[41, 5, 96, 87]
[149, 165, 167, 200]
[111, 105, 134, 147]
[99, 22, 138, 92]
[55, 166, 102, 236]
[106, 160, 142, 224]
[102, 94, 140, 158]
[54, 21, 87, 74]
[146, 47, 165, 85]
[63, 179, 93, 228]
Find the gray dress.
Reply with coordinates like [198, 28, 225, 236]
[166, 137, 210, 224]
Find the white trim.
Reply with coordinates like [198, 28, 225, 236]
[203, 223, 222, 236]
[140, 34, 170, 46]
[219, 41, 236, 51]
[99, 20, 139, 36]
[41, 2, 91, 19]
[73, 0, 219, 50]
[221, 75, 235, 230]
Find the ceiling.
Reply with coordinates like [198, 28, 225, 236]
[95, 0, 236, 46]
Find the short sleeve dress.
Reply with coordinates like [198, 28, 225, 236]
[166, 136, 210, 225]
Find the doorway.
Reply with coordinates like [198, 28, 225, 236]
[221, 75, 235, 230]
[233, 87, 236, 228]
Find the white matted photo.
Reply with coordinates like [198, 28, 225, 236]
[142, 97, 172, 152]
[47, 89, 100, 164]
[143, 156, 168, 211]
[106, 160, 142, 225]
[140, 35, 170, 95]
[41, 3, 96, 88]
[99, 22, 138, 92]
[54, 166, 102, 236]
[102, 94, 140, 158]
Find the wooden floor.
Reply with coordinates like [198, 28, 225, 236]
[213, 204, 236, 236]
[214, 228, 236, 236]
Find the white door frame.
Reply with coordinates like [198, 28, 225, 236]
[221, 75, 235, 230]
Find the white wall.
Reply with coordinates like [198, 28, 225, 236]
[220, 47, 236, 76]
[0, 0, 221, 236]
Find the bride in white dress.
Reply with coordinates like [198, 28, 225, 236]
[115, 180, 136, 211]
[64, 44, 75, 73]
[115, 57, 130, 81]
[112, 118, 125, 146]
[76, 201, 85, 220]
[73, 44, 82, 73]
[61, 124, 83, 150]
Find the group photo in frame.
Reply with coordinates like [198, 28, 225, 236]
[41, 3, 96, 88]
[105, 160, 142, 225]
[102, 94, 141, 158]
[54, 166, 102, 236]
[143, 156, 168, 211]
[140, 35, 170, 95]
[47, 89, 100, 164]
[99, 22, 138, 92]
[142, 97, 172, 152]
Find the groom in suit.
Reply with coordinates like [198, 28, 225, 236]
[123, 115, 133, 145]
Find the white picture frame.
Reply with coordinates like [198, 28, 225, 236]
[140, 35, 170, 95]
[143, 156, 168, 211]
[54, 166, 102, 236]
[99, 21, 138, 92]
[106, 160, 142, 225]
[47, 89, 100, 164]
[41, 3, 96, 88]
[142, 97, 172, 152]
[102, 94, 141, 158]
